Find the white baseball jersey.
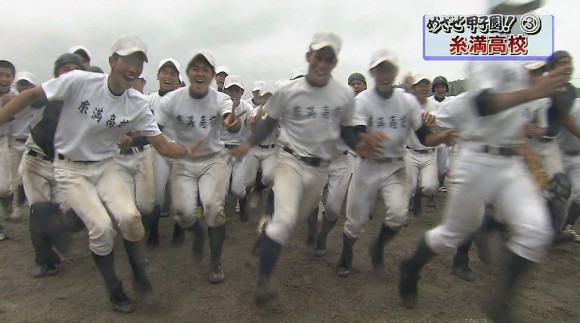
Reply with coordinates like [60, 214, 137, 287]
[428, 95, 452, 104]
[156, 87, 232, 155]
[406, 99, 439, 150]
[434, 61, 536, 148]
[351, 88, 424, 158]
[265, 78, 355, 161]
[42, 70, 161, 161]
[250, 106, 279, 146]
[219, 99, 252, 145]
[245, 98, 260, 109]
[147, 91, 176, 140]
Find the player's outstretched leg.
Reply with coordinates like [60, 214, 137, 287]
[483, 251, 533, 322]
[170, 222, 185, 248]
[369, 224, 397, 272]
[208, 225, 226, 283]
[398, 236, 436, 309]
[238, 191, 249, 223]
[91, 250, 134, 313]
[123, 239, 159, 307]
[188, 221, 206, 263]
[313, 215, 336, 257]
[305, 205, 318, 247]
[452, 237, 476, 281]
[145, 205, 161, 248]
[29, 202, 62, 277]
[254, 232, 282, 305]
[561, 202, 580, 242]
[335, 232, 357, 277]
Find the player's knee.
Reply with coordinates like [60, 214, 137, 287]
[118, 212, 145, 242]
[89, 220, 117, 255]
[385, 207, 408, 229]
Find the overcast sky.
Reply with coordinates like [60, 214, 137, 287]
[2, 0, 577, 94]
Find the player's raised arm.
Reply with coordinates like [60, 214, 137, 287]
[0, 86, 46, 124]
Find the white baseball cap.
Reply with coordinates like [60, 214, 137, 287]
[524, 60, 547, 71]
[158, 58, 181, 73]
[369, 48, 399, 70]
[411, 74, 430, 86]
[68, 45, 92, 61]
[188, 50, 215, 68]
[111, 36, 148, 62]
[216, 66, 230, 75]
[14, 71, 38, 85]
[224, 75, 244, 89]
[488, 0, 543, 12]
[309, 32, 342, 56]
[252, 81, 266, 92]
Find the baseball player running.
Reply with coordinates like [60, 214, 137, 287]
[20, 53, 84, 277]
[398, 2, 570, 321]
[335, 50, 454, 278]
[230, 32, 356, 305]
[429, 76, 453, 192]
[146, 58, 182, 247]
[0, 36, 202, 313]
[230, 85, 278, 222]
[0, 60, 18, 221]
[405, 75, 440, 215]
[156, 50, 243, 284]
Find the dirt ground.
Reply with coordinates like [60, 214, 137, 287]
[0, 191, 578, 323]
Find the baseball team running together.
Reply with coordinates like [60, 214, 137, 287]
[0, 0, 578, 321]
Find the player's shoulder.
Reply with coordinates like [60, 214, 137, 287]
[125, 89, 150, 108]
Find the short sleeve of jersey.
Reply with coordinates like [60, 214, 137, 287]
[351, 94, 370, 127]
[217, 92, 233, 118]
[42, 70, 80, 102]
[264, 90, 285, 120]
[156, 92, 175, 126]
[135, 107, 162, 137]
[433, 93, 474, 129]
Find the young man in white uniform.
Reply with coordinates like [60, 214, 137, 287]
[429, 76, 453, 192]
[405, 76, 440, 215]
[21, 53, 85, 277]
[157, 51, 243, 284]
[7, 72, 42, 221]
[397, 2, 570, 321]
[0, 60, 18, 239]
[230, 84, 277, 222]
[335, 51, 454, 277]
[230, 32, 356, 305]
[0, 36, 201, 314]
[146, 58, 182, 247]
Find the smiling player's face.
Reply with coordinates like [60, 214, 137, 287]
[108, 53, 145, 95]
[187, 58, 214, 97]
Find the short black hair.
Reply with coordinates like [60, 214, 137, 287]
[0, 60, 16, 76]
